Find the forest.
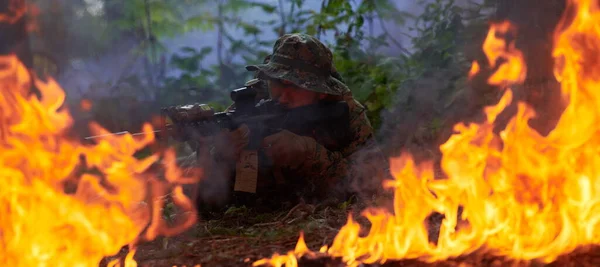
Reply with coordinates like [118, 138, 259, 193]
[1, 0, 581, 266]
[25, 0, 563, 158]
[28, 0, 496, 152]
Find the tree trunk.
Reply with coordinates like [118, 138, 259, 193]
[0, 0, 32, 67]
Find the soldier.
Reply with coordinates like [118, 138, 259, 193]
[196, 33, 389, 212]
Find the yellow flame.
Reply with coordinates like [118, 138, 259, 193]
[0, 54, 201, 266]
[483, 21, 527, 85]
[255, 0, 600, 266]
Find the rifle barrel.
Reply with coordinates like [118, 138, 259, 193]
[84, 130, 162, 140]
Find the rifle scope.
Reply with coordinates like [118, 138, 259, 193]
[230, 86, 257, 102]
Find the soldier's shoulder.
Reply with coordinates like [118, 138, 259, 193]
[340, 89, 367, 117]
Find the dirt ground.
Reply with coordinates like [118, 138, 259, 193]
[101, 202, 356, 267]
[99, 201, 600, 267]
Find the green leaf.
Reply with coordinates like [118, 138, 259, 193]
[325, 0, 345, 13]
[180, 46, 197, 54]
[184, 14, 216, 32]
[355, 15, 364, 28]
[291, 0, 304, 8]
[252, 2, 277, 13]
[222, 0, 255, 13]
[238, 21, 262, 35]
[199, 46, 213, 56]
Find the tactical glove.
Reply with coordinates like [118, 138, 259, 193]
[228, 124, 250, 159]
[197, 124, 250, 162]
[261, 130, 318, 170]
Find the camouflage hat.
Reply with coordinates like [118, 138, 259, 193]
[247, 54, 272, 100]
[245, 33, 345, 96]
[253, 54, 272, 79]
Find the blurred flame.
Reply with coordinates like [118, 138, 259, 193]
[468, 61, 480, 79]
[252, 232, 312, 267]
[0, 54, 201, 266]
[80, 99, 92, 111]
[483, 21, 527, 85]
[0, 0, 26, 23]
[255, 0, 600, 266]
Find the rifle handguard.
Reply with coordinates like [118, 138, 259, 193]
[160, 103, 221, 141]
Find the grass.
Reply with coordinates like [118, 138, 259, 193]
[105, 199, 364, 267]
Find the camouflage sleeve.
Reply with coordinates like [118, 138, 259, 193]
[304, 99, 390, 200]
[184, 102, 236, 150]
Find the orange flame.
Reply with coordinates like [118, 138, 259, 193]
[80, 99, 92, 111]
[468, 61, 480, 80]
[0, 54, 201, 266]
[255, 0, 600, 266]
[0, 0, 26, 23]
[483, 21, 527, 85]
[252, 232, 313, 267]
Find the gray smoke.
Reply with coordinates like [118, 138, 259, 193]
[38, 0, 487, 211]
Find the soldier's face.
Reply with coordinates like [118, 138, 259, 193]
[268, 79, 326, 108]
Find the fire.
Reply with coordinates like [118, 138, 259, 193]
[252, 232, 313, 267]
[482, 20, 526, 85]
[255, 0, 600, 266]
[0, 54, 200, 265]
[80, 99, 92, 111]
[468, 61, 479, 79]
[0, 0, 26, 23]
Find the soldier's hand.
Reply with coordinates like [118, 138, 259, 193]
[228, 124, 250, 159]
[196, 124, 250, 162]
[261, 130, 317, 169]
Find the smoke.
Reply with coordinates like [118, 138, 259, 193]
[183, 144, 234, 214]
[32, 0, 494, 212]
[341, 137, 393, 208]
[372, 0, 485, 57]
[375, 67, 475, 176]
[372, 0, 491, 160]
[44, 0, 474, 104]
[40, 0, 486, 101]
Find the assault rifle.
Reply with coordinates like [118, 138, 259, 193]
[84, 82, 352, 213]
[84, 82, 352, 154]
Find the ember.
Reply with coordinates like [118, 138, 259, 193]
[0, 55, 200, 265]
[255, 0, 600, 266]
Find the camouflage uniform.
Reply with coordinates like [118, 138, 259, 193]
[243, 33, 389, 204]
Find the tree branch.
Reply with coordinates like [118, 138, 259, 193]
[374, 7, 411, 55]
[217, 0, 225, 87]
[277, 0, 286, 36]
[144, 0, 157, 89]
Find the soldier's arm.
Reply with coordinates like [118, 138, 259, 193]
[303, 105, 390, 199]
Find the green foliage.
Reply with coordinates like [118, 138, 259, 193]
[317, 0, 492, 130]
[66, 0, 494, 138]
[410, 0, 465, 69]
[158, 46, 229, 106]
[224, 205, 249, 216]
[162, 201, 177, 223]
